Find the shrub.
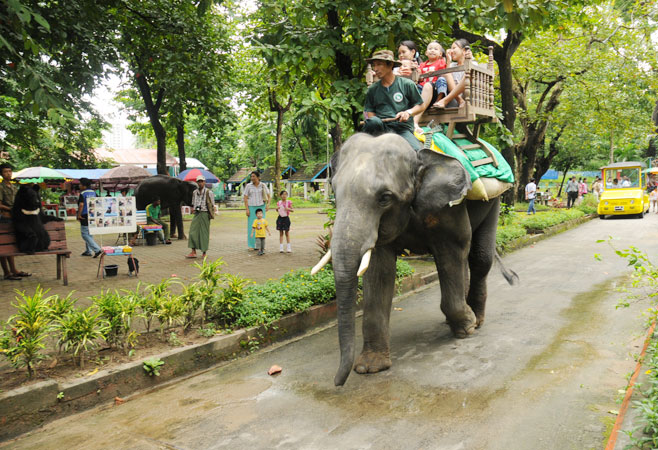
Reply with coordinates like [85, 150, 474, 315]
[0, 287, 55, 377]
[520, 209, 584, 231]
[157, 295, 185, 336]
[309, 190, 324, 204]
[56, 307, 108, 368]
[496, 224, 527, 251]
[140, 280, 169, 333]
[48, 292, 77, 321]
[577, 194, 598, 215]
[206, 274, 251, 326]
[92, 289, 138, 349]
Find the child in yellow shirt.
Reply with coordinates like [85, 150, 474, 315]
[251, 208, 271, 255]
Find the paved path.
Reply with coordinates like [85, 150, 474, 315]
[0, 208, 330, 319]
[4, 213, 657, 449]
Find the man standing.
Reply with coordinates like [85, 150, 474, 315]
[525, 177, 537, 215]
[0, 163, 30, 280]
[363, 50, 424, 151]
[566, 176, 579, 209]
[186, 175, 215, 259]
[77, 178, 102, 258]
[146, 197, 171, 245]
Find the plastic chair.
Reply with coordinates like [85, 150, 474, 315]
[44, 209, 56, 217]
[57, 209, 67, 219]
[181, 206, 192, 215]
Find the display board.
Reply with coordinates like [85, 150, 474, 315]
[88, 196, 137, 235]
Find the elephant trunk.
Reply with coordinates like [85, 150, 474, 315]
[331, 213, 378, 386]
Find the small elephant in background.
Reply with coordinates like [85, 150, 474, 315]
[12, 184, 62, 254]
[312, 132, 517, 386]
[135, 175, 197, 239]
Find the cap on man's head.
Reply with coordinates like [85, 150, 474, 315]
[196, 175, 206, 182]
[366, 50, 401, 67]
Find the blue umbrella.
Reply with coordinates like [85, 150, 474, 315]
[177, 168, 219, 184]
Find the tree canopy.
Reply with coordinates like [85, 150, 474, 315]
[1, 0, 657, 202]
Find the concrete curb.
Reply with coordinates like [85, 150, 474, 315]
[0, 273, 429, 440]
[0, 214, 594, 440]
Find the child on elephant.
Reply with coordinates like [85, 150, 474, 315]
[413, 41, 448, 134]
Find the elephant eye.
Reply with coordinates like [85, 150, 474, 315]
[378, 192, 394, 207]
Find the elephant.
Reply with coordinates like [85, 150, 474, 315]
[312, 132, 517, 386]
[135, 175, 197, 239]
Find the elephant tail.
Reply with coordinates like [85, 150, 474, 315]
[495, 251, 519, 286]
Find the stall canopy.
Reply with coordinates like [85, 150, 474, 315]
[57, 169, 109, 180]
[13, 167, 67, 183]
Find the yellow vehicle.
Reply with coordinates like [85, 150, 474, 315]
[598, 161, 650, 219]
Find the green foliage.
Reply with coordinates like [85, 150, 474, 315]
[625, 338, 658, 448]
[576, 195, 599, 215]
[143, 357, 164, 377]
[496, 224, 528, 252]
[56, 307, 108, 367]
[206, 274, 251, 326]
[308, 191, 324, 204]
[520, 209, 584, 231]
[92, 289, 138, 349]
[140, 281, 167, 333]
[47, 292, 77, 321]
[499, 202, 515, 226]
[395, 260, 415, 281]
[157, 295, 185, 336]
[0, 287, 54, 377]
[197, 323, 218, 337]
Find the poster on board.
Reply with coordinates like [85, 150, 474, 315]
[88, 196, 137, 235]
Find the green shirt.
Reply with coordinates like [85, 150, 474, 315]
[364, 76, 423, 133]
[146, 203, 161, 220]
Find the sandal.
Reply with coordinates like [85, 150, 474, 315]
[4, 274, 22, 281]
[185, 253, 197, 259]
[14, 271, 31, 277]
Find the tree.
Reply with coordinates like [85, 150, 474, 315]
[113, 0, 233, 174]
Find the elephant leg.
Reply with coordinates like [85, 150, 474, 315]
[355, 246, 396, 375]
[171, 204, 186, 239]
[431, 206, 477, 338]
[466, 200, 499, 328]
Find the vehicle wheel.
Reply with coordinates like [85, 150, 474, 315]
[598, 214, 605, 220]
[637, 211, 645, 219]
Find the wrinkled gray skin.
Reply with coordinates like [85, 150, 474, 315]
[331, 132, 509, 386]
[135, 175, 197, 239]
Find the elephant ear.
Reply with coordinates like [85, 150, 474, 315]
[414, 148, 472, 213]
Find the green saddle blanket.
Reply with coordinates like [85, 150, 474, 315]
[422, 130, 515, 184]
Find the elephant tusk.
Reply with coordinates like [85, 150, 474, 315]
[311, 249, 332, 275]
[357, 249, 372, 277]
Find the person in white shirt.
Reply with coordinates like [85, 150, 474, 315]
[525, 178, 537, 215]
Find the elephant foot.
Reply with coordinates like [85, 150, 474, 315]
[446, 310, 477, 338]
[354, 350, 391, 374]
[475, 314, 485, 328]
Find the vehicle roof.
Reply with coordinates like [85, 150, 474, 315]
[600, 161, 647, 169]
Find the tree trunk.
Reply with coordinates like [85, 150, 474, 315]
[557, 162, 571, 197]
[177, 118, 186, 172]
[274, 109, 284, 199]
[135, 73, 167, 175]
[329, 122, 342, 153]
[269, 91, 293, 200]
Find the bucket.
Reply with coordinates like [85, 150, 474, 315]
[145, 232, 158, 246]
[104, 264, 119, 277]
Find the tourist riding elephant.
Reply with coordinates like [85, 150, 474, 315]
[311, 132, 517, 386]
[135, 175, 197, 239]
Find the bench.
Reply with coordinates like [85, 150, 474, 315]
[0, 221, 71, 285]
